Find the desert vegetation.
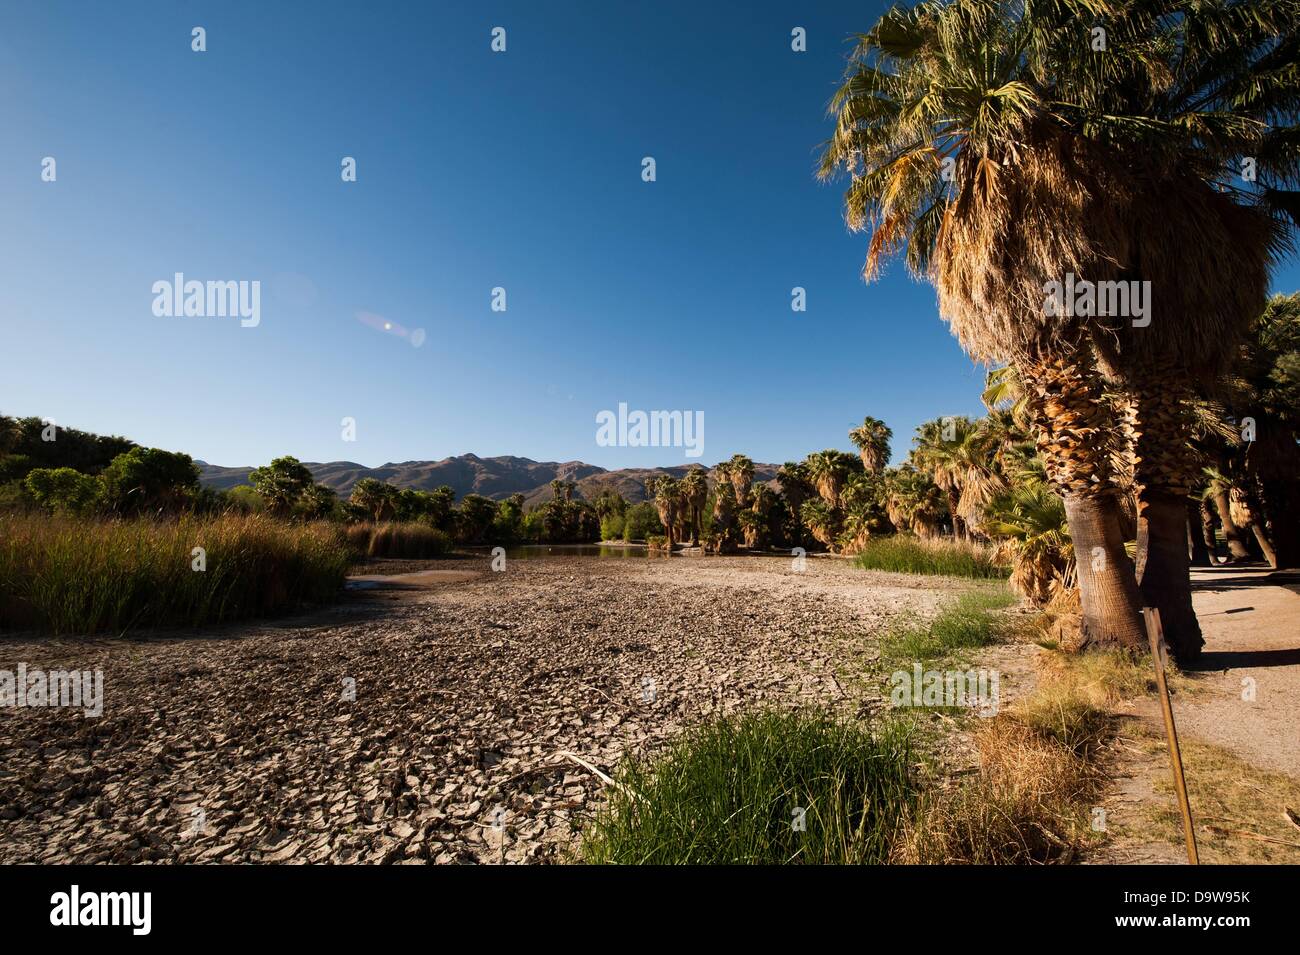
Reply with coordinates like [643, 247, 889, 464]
[0, 512, 350, 634]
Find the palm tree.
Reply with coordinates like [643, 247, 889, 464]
[910, 417, 1004, 539]
[651, 476, 683, 549]
[820, 0, 1298, 657]
[680, 466, 709, 545]
[777, 461, 813, 544]
[883, 464, 947, 538]
[727, 454, 755, 508]
[804, 449, 859, 509]
[848, 416, 892, 474]
[799, 499, 837, 549]
[985, 473, 1075, 608]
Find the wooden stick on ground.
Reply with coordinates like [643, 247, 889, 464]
[1143, 607, 1199, 865]
[557, 751, 642, 802]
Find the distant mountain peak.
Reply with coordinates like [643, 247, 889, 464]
[197, 452, 777, 506]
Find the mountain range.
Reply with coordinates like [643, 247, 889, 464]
[196, 454, 781, 506]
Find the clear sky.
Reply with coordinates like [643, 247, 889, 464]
[4, 1, 1298, 471]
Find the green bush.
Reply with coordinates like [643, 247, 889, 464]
[621, 502, 663, 541]
[581, 709, 916, 864]
[600, 513, 625, 541]
[854, 535, 1009, 579]
[0, 513, 350, 634]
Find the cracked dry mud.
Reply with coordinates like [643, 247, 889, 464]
[0, 555, 963, 864]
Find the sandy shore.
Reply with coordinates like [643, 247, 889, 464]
[0, 555, 967, 864]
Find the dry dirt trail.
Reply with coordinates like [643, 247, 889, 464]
[1095, 564, 1300, 864]
[0, 554, 968, 865]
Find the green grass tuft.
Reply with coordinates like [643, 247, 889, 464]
[580, 708, 917, 864]
[881, 588, 1017, 666]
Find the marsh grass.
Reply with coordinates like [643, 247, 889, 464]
[581, 709, 917, 864]
[0, 513, 350, 634]
[854, 535, 1009, 579]
[348, 521, 452, 559]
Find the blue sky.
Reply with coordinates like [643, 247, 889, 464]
[4, 1, 1298, 471]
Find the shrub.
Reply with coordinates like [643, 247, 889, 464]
[621, 502, 663, 541]
[600, 513, 625, 541]
[0, 513, 350, 634]
[581, 709, 916, 864]
[854, 535, 1009, 579]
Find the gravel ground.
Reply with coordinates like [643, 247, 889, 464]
[0, 554, 962, 864]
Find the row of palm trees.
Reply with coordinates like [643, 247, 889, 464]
[819, 0, 1300, 661]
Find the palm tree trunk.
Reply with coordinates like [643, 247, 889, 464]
[1063, 494, 1146, 650]
[1135, 491, 1204, 660]
[944, 488, 964, 539]
[1187, 499, 1211, 567]
[1022, 356, 1145, 650]
[1212, 489, 1252, 561]
[1199, 499, 1220, 562]
[1123, 383, 1203, 662]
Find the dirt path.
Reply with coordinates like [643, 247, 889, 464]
[1094, 565, 1300, 864]
[0, 555, 969, 865]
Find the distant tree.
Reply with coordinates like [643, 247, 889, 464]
[457, 494, 498, 543]
[99, 447, 200, 514]
[249, 456, 315, 516]
[349, 478, 398, 522]
[849, 416, 893, 474]
[297, 483, 338, 520]
[223, 485, 265, 514]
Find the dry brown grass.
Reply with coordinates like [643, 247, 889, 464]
[1138, 733, 1300, 865]
[894, 643, 1159, 863]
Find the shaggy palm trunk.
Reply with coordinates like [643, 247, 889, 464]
[1212, 489, 1253, 561]
[1063, 494, 1146, 649]
[1187, 500, 1211, 567]
[1023, 356, 1145, 650]
[1123, 382, 1203, 662]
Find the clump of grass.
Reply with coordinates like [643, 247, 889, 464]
[0, 513, 350, 635]
[855, 535, 1009, 579]
[349, 521, 452, 559]
[881, 588, 1018, 666]
[580, 709, 917, 864]
[894, 714, 1102, 863]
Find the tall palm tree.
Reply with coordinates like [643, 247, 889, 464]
[820, 0, 1299, 657]
[884, 464, 947, 537]
[804, 449, 859, 509]
[777, 461, 813, 544]
[848, 416, 892, 474]
[910, 417, 1004, 538]
[727, 454, 755, 508]
[650, 476, 683, 549]
[680, 466, 710, 546]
